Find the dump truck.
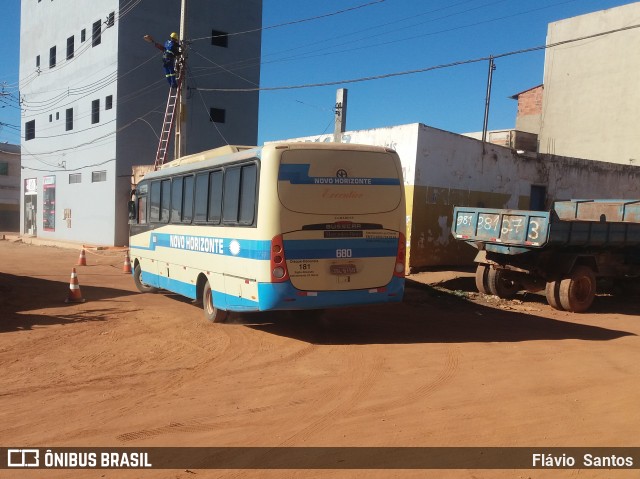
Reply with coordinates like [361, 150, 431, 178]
[451, 200, 640, 312]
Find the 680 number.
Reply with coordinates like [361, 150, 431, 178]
[336, 248, 352, 258]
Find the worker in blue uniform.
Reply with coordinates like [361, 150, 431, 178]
[162, 32, 181, 88]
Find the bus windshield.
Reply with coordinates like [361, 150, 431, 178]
[277, 148, 403, 215]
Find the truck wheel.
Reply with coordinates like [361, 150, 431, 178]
[133, 264, 158, 293]
[203, 280, 228, 323]
[487, 268, 520, 299]
[545, 280, 564, 310]
[559, 266, 596, 313]
[475, 264, 490, 294]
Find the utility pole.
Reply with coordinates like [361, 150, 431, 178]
[334, 88, 348, 143]
[174, 0, 188, 159]
[481, 56, 496, 154]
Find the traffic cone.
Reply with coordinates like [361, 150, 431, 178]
[76, 248, 87, 266]
[64, 268, 86, 303]
[123, 251, 132, 274]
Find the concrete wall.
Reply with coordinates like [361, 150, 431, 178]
[19, 0, 262, 246]
[278, 123, 640, 269]
[0, 144, 21, 231]
[538, 2, 640, 164]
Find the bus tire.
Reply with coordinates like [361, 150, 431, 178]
[133, 264, 158, 293]
[558, 266, 596, 313]
[545, 280, 564, 310]
[487, 268, 520, 299]
[475, 264, 490, 294]
[203, 280, 228, 323]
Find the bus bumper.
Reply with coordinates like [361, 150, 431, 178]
[256, 276, 404, 311]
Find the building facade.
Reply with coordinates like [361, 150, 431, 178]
[19, 0, 262, 245]
[0, 143, 21, 231]
[538, 2, 640, 164]
[280, 123, 640, 269]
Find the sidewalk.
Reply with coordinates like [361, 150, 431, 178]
[1, 233, 96, 251]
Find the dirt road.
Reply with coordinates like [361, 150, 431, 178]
[1, 240, 639, 479]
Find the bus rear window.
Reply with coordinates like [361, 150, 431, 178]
[278, 149, 402, 215]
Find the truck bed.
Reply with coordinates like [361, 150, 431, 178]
[452, 200, 640, 253]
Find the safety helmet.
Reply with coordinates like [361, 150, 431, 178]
[170, 32, 179, 40]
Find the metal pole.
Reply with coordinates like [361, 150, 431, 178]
[174, 0, 188, 159]
[334, 88, 348, 143]
[481, 56, 496, 150]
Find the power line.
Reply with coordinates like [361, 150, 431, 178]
[188, 0, 386, 42]
[194, 22, 640, 92]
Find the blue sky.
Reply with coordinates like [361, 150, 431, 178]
[0, 0, 635, 146]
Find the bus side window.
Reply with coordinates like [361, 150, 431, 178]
[239, 164, 257, 225]
[223, 167, 241, 224]
[160, 179, 171, 223]
[182, 175, 194, 223]
[171, 177, 183, 223]
[208, 170, 223, 224]
[150, 181, 161, 222]
[138, 196, 147, 224]
[194, 173, 208, 222]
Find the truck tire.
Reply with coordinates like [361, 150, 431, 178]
[475, 264, 490, 294]
[487, 268, 520, 299]
[203, 280, 229, 323]
[559, 266, 596, 313]
[133, 264, 158, 293]
[545, 280, 564, 310]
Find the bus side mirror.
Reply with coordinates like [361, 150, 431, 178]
[128, 200, 136, 221]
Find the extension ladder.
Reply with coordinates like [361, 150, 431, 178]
[154, 73, 182, 170]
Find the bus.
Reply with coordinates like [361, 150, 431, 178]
[128, 142, 406, 322]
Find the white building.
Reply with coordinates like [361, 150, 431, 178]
[19, 0, 262, 245]
[280, 123, 640, 269]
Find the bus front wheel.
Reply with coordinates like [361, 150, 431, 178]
[203, 280, 228, 323]
[133, 264, 158, 294]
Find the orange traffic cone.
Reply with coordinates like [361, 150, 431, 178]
[77, 248, 87, 266]
[64, 268, 86, 303]
[123, 251, 132, 274]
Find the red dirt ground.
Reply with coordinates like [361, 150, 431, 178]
[1, 240, 639, 479]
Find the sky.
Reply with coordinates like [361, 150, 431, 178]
[0, 0, 636, 147]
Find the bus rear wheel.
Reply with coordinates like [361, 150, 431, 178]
[133, 264, 158, 293]
[203, 280, 228, 323]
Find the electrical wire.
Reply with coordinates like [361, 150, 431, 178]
[194, 22, 640, 92]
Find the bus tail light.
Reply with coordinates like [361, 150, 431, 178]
[270, 234, 290, 283]
[394, 232, 406, 277]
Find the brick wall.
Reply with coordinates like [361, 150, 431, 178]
[517, 85, 544, 116]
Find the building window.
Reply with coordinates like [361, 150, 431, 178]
[65, 108, 73, 131]
[49, 114, 53, 122]
[0, 162, 8, 176]
[91, 99, 100, 124]
[107, 12, 115, 27]
[49, 46, 56, 68]
[25, 120, 35, 141]
[209, 107, 226, 123]
[92, 170, 107, 182]
[36, 55, 40, 68]
[81, 28, 86, 42]
[92, 20, 102, 47]
[66, 36, 75, 59]
[69, 173, 81, 184]
[105, 95, 113, 110]
[56, 112, 59, 120]
[211, 30, 228, 48]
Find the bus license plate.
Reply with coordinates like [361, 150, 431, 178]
[330, 264, 357, 275]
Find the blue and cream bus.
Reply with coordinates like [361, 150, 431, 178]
[128, 142, 406, 322]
